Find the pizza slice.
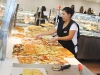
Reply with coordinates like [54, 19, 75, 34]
[35, 45, 48, 54]
[17, 56, 34, 64]
[12, 34, 25, 38]
[14, 26, 24, 32]
[37, 55, 51, 64]
[12, 44, 24, 56]
[22, 44, 37, 55]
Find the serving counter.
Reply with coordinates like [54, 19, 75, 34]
[0, 31, 94, 75]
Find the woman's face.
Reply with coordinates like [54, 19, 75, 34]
[62, 10, 71, 21]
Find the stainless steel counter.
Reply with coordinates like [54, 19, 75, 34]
[13, 63, 94, 75]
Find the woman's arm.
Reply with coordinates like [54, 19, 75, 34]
[51, 23, 78, 41]
[41, 28, 57, 36]
[58, 23, 78, 41]
[58, 30, 76, 41]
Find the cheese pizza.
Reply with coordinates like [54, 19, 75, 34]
[17, 55, 68, 64]
[41, 38, 61, 46]
[17, 56, 34, 64]
[22, 69, 43, 75]
[13, 44, 24, 55]
[21, 38, 43, 45]
[12, 34, 25, 38]
[14, 26, 24, 32]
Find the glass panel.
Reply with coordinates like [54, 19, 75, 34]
[0, 0, 7, 29]
[0, 39, 2, 68]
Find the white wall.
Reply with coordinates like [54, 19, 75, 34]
[16, 0, 64, 11]
[63, 0, 100, 15]
[16, 0, 100, 15]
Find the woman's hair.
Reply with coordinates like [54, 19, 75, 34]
[62, 7, 74, 17]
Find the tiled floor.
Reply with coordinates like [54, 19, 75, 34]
[79, 60, 100, 75]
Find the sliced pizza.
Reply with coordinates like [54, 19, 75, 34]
[17, 56, 35, 64]
[12, 34, 25, 38]
[14, 26, 24, 32]
[12, 44, 24, 56]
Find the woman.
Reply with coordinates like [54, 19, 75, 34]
[36, 7, 80, 57]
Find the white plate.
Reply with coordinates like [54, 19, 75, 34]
[12, 67, 47, 75]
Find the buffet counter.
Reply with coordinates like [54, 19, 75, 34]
[0, 36, 94, 75]
[0, 26, 93, 75]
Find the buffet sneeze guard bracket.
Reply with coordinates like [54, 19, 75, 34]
[39, 7, 42, 26]
[34, 7, 39, 25]
[48, 9, 51, 23]
[14, 4, 19, 27]
[55, 9, 58, 26]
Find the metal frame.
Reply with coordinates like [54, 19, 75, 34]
[14, 4, 19, 27]
[0, 31, 7, 60]
[55, 9, 58, 26]
[0, 0, 18, 60]
[34, 7, 39, 25]
[1, 0, 17, 32]
[8, 2, 18, 36]
[48, 9, 51, 23]
[1, 0, 14, 31]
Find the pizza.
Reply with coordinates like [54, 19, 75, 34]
[17, 56, 34, 64]
[12, 44, 24, 56]
[27, 26, 42, 32]
[41, 23, 54, 27]
[41, 38, 61, 46]
[14, 26, 24, 32]
[21, 38, 43, 45]
[12, 34, 25, 38]
[17, 55, 68, 64]
[57, 47, 74, 57]
[39, 55, 68, 64]
[65, 50, 74, 57]
[13, 44, 37, 56]
[36, 55, 51, 64]
[22, 69, 43, 75]
[35, 45, 48, 54]
[32, 39, 43, 45]
[23, 44, 37, 55]
[13, 44, 74, 57]
[44, 46, 61, 55]
[25, 31, 40, 38]
[21, 38, 33, 44]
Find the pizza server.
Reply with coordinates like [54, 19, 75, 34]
[52, 64, 71, 71]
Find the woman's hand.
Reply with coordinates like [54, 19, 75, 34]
[35, 33, 42, 39]
[51, 37, 58, 42]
